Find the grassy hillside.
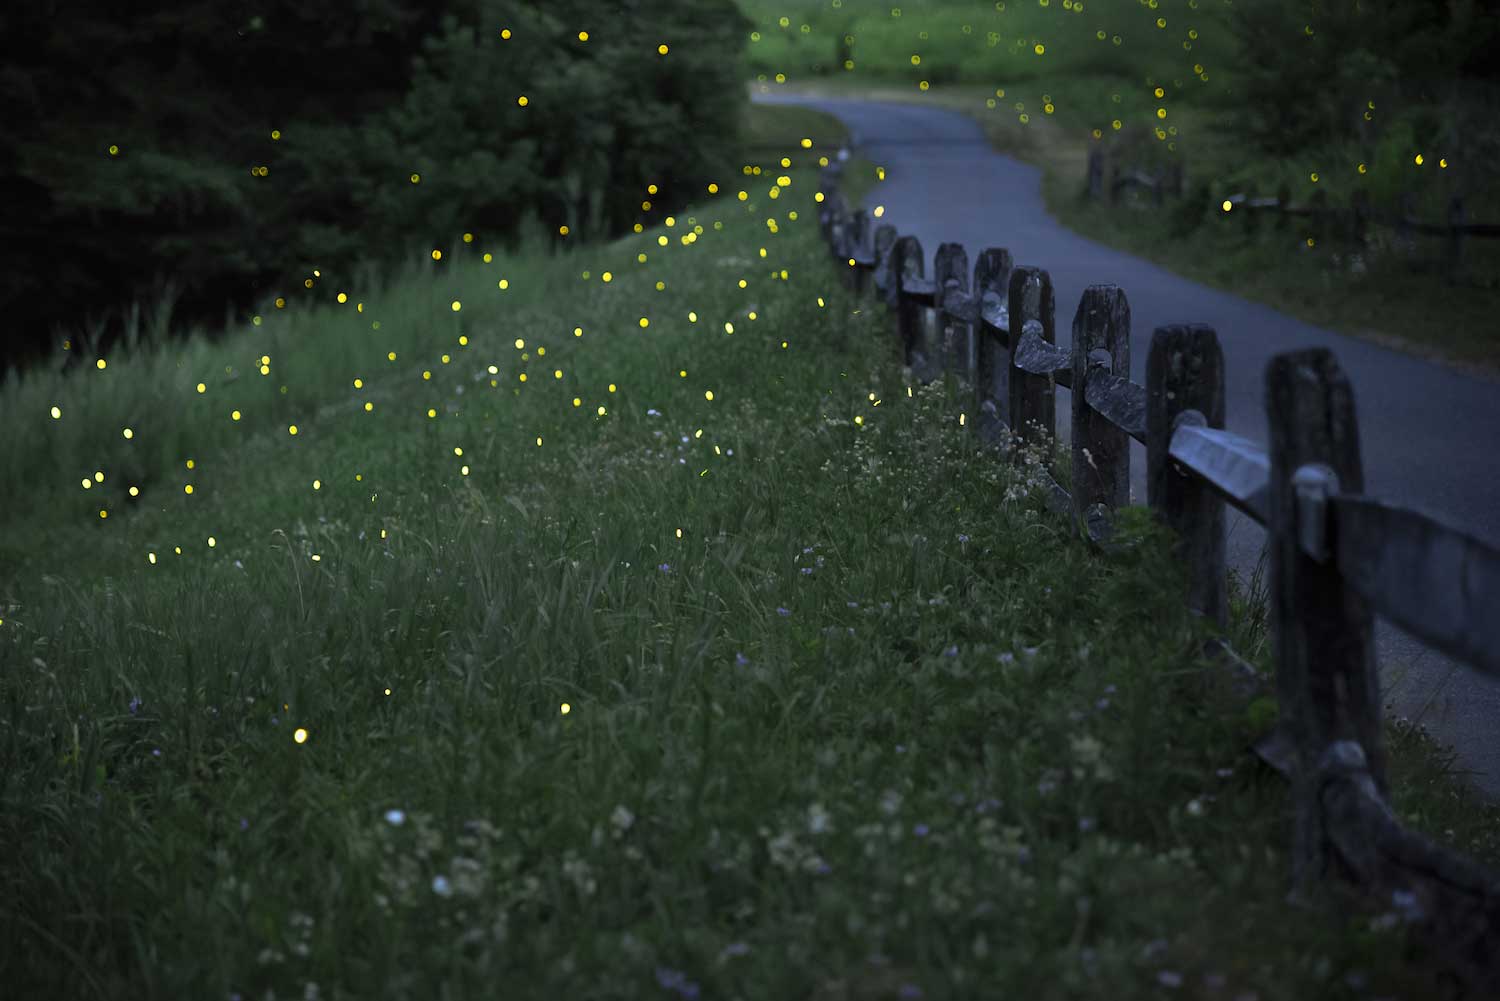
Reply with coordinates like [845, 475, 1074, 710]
[1, 109, 1497, 1000]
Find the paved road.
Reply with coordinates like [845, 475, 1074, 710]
[754, 90, 1500, 801]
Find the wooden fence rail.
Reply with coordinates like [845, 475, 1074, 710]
[818, 160, 1500, 994]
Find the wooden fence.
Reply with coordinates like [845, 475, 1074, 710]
[817, 160, 1500, 995]
[1087, 146, 1500, 270]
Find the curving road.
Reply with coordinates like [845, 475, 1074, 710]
[753, 89, 1500, 801]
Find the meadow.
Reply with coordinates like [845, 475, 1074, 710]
[2, 105, 1499, 1000]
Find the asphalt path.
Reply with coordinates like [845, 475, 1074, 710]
[753, 90, 1500, 801]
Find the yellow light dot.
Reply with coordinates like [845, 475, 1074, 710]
[1222, 200, 1232, 212]
[602, 272, 612, 282]
[454, 447, 464, 457]
[50, 406, 61, 419]
[184, 460, 193, 471]
[313, 480, 321, 490]
[388, 352, 396, 361]
[208, 536, 216, 547]
[559, 225, 569, 236]
[97, 358, 107, 370]
[353, 378, 363, 389]
[597, 406, 606, 415]
[724, 322, 735, 334]
[1034, 43, 1044, 54]
[428, 409, 437, 418]
[1310, 172, 1319, 182]
[519, 373, 527, 382]
[289, 425, 299, 435]
[1415, 154, 1424, 165]
[129, 486, 139, 497]
[294, 728, 308, 744]
[561, 702, 571, 714]
[232, 410, 241, 421]
[815, 192, 825, 203]
[184, 484, 193, 495]
[483, 253, 492, 263]
[461, 465, 470, 475]
[679, 370, 687, 378]
[196, 382, 206, 394]
[536, 437, 543, 446]
[337, 292, 348, 304]
[122, 427, 133, 439]
[817, 297, 825, 308]
[149, 553, 156, 564]
[738, 191, 748, 201]
[518, 95, 529, 106]
[384, 688, 392, 696]
[658, 43, 668, 54]
[573, 397, 581, 407]
[99, 509, 107, 519]
[501, 28, 511, 38]
[442, 354, 451, 364]
[364, 401, 373, 412]
[608, 383, 617, 393]
[463, 233, 473, 243]
[578, 30, 589, 40]
[451, 300, 461, 311]
[1156, 108, 1166, 119]
[705, 390, 714, 401]
[423, 370, 432, 380]
[688, 312, 697, 322]
[639, 317, 649, 328]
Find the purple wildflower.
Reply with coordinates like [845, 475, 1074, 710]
[776, 607, 790, 617]
[913, 823, 930, 837]
[943, 645, 958, 657]
[128, 696, 142, 715]
[735, 652, 749, 666]
[898, 985, 924, 1000]
[800, 567, 813, 575]
[658, 563, 672, 573]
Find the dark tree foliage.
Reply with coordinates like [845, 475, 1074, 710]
[0, 0, 750, 376]
[1225, 0, 1500, 155]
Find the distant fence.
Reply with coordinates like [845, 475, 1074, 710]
[817, 158, 1500, 994]
[1086, 146, 1500, 271]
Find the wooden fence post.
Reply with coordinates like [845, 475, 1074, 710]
[1071, 286, 1131, 537]
[1087, 147, 1104, 201]
[1146, 325, 1227, 633]
[1007, 265, 1057, 462]
[850, 209, 873, 300]
[1448, 195, 1466, 276]
[874, 224, 898, 305]
[1350, 189, 1370, 248]
[1265, 349, 1388, 896]
[892, 236, 927, 372]
[972, 248, 1013, 445]
[933, 242, 969, 382]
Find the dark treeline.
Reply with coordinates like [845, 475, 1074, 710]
[0, 0, 751, 378]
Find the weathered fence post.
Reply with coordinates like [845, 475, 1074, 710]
[873, 224, 898, 304]
[1087, 147, 1104, 201]
[1146, 325, 1227, 633]
[933, 242, 969, 383]
[1350, 189, 1370, 248]
[1265, 349, 1388, 897]
[1396, 191, 1415, 256]
[1448, 195, 1466, 275]
[1309, 189, 1329, 246]
[1007, 266, 1057, 461]
[892, 236, 927, 373]
[972, 248, 1013, 446]
[826, 191, 851, 280]
[850, 209, 873, 300]
[1071, 286, 1131, 539]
